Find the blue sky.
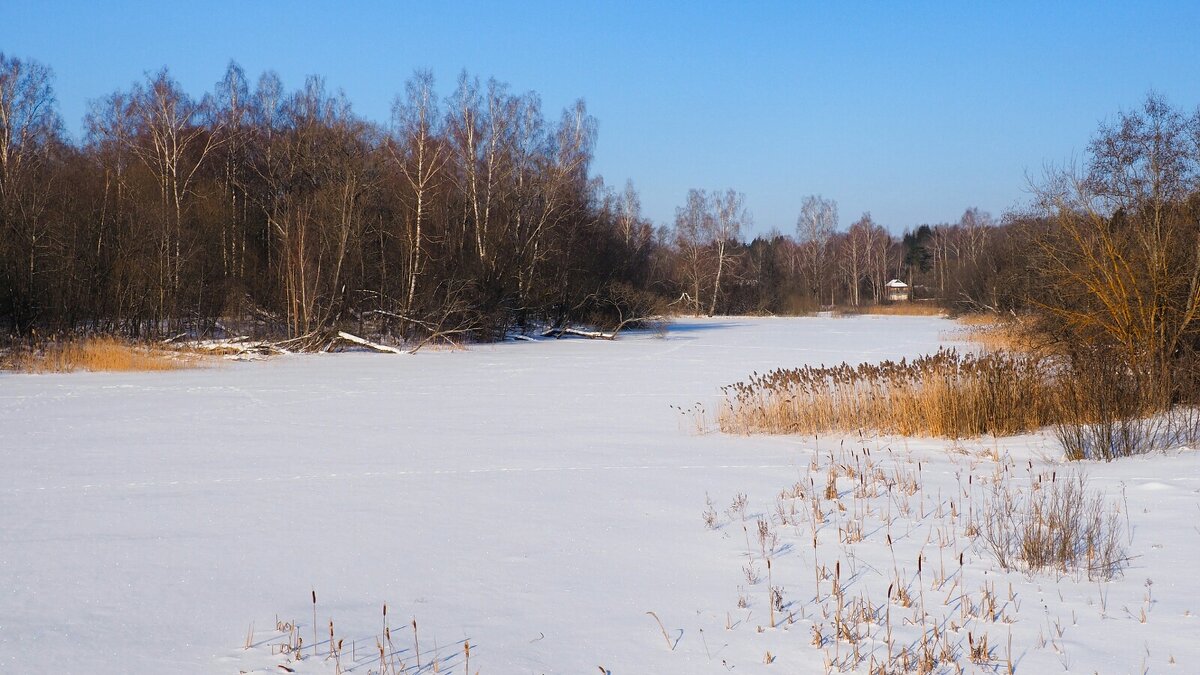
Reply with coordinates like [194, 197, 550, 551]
[4, 1, 1198, 236]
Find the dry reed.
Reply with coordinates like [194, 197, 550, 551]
[955, 325, 1031, 353]
[843, 302, 946, 317]
[718, 348, 1061, 438]
[4, 336, 195, 373]
[947, 314, 1035, 354]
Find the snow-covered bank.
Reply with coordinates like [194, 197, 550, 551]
[1, 316, 1195, 673]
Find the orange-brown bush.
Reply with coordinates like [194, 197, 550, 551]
[1025, 95, 1200, 417]
[4, 337, 195, 373]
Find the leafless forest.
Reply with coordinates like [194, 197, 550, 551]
[2, 54, 1199, 402]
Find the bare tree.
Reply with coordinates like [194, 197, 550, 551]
[1030, 94, 1200, 393]
[519, 98, 595, 307]
[391, 70, 448, 317]
[840, 215, 864, 306]
[251, 75, 369, 337]
[212, 61, 252, 281]
[126, 69, 223, 324]
[87, 84, 172, 331]
[796, 195, 837, 305]
[250, 70, 284, 279]
[707, 188, 749, 315]
[447, 73, 516, 272]
[958, 206, 992, 265]
[615, 179, 643, 247]
[928, 223, 953, 296]
[0, 53, 62, 330]
[859, 214, 890, 303]
[673, 188, 711, 315]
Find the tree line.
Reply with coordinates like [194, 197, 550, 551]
[0, 55, 662, 341]
[2, 53, 1197, 373]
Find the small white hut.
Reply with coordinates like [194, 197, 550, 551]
[885, 279, 910, 302]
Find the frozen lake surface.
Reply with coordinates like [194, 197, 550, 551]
[2, 316, 1197, 673]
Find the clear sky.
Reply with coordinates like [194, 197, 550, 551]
[4, 1, 1198, 236]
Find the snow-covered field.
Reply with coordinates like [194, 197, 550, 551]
[2, 316, 1197, 673]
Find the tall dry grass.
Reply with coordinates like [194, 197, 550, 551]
[942, 312, 1037, 354]
[956, 326, 1031, 353]
[954, 312, 1003, 326]
[718, 348, 1061, 438]
[3, 337, 195, 373]
[719, 334, 1196, 456]
[839, 302, 946, 317]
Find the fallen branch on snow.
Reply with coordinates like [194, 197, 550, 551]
[542, 314, 667, 341]
[541, 327, 618, 340]
[333, 331, 405, 354]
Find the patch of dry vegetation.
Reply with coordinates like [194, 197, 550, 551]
[243, 593, 472, 674]
[957, 325, 1030, 353]
[703, 445, 1129, 674]
[839, 302, 946, 317]
[943, 313, 1037, 354]
[2, 337, 198, 373]
[954, 312, 1003, 327]
[719, 349, 1060, 438]
[980, 471, 1127, 580]
[722, 309, 1194, 451]
[718, 338, 1200, 457]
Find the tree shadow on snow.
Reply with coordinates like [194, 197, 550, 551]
[664, 321, 745, 335]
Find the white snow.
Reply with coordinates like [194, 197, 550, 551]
[1, 316, 1197, 673]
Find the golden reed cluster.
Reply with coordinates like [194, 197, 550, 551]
[718, 348, 1061, 438]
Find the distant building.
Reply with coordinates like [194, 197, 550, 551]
[885, 279, 910, 302]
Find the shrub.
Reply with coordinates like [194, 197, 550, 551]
[978, 472, 1127, 580]
[1053, 348, 1200, 460]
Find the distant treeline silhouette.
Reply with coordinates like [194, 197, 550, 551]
[2, 54, 1198, 368]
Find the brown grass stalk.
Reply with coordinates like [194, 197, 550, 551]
[646, 611, 676, 650]
[4, 336, 197, 373]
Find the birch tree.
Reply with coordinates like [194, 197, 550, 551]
[840, 213, 879, 307]
[0, 53, 62, 330]
[127, 69, 222, 323]
[673, 188, 711, 315]
[447, 73, 513, 271]
[796, 195, 838, 305]
[213, 61, 252, 280]
[391, 70, 447, 316]
[707, 188, 749, 315]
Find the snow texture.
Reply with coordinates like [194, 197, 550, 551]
[1, 316, 1197, 673]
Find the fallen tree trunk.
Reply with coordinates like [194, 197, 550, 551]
[541, 327, 617, 340]
[542, 315, 667, 341]
[333, 331, 405, 354]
